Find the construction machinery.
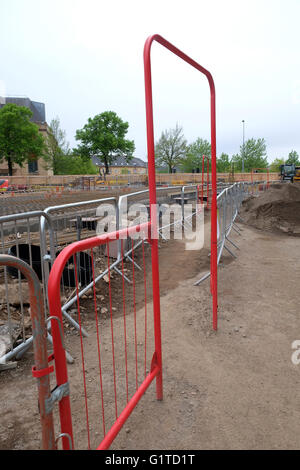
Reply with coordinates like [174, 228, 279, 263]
[279, 164, 295, 182]
[294, 166, 300, 182]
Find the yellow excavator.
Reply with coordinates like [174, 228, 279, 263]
[294, 166, 300, 182]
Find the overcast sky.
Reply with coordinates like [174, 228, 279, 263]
[1, 0, 300, 163]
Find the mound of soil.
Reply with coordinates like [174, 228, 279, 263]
[240, 183, 300, 235]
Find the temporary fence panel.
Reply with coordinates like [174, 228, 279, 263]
[194, 180, 282, 311]
[47, 223, 162, 449]
[118, 185, 187, 254]
[194, 182, 245, 288]
[0, 254, 55, 450]
[0, 211, 55, 363]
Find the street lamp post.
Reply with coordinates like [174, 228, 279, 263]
[242, 120, 245, 173]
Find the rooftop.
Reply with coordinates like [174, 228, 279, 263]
[0, 96, 46, 123]
[91, 155, 147, 168]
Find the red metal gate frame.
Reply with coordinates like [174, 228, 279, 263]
[144, 34, 218, 331]
[47, 34, 218, 450]
[48, 223, 161, 450]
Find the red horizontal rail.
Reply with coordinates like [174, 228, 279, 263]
[97, 365, 160, 450]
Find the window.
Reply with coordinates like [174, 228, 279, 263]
[28, 160, 38, 173]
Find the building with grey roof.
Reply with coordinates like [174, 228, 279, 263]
[91, 155, 147, 176]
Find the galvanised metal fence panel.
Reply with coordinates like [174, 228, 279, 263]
[0, 211, 55, 363]
[0, 254, 55, 450]
[117, 185, 184, 263]
[40, 197, 119, 337]
[194, 181, 282, 316]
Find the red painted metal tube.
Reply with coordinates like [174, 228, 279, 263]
[144, 34, 218, 331]
[97, 366, 160, 450]
[202, 155, 210, 209]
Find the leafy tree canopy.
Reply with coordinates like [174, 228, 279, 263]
[269, 158, 285, 173]
[44, 116, 70, 174]
[286, 150, 300, 165]
[232, 138, 268, 172]
[155, 124, 187, 173]
[0, 103, 45, 175]
[53, 153, 98, 175]
[75, 111, 135, 174]
[180, 138, 211, 172]
[217, 153, 231, 173]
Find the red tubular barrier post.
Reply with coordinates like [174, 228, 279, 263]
[143, 34, 218, 331]
[201, 156, 205, 205]
[202, 155, 210, 209]
[144, 38, 164, 400]
[207, 156, 210, 209]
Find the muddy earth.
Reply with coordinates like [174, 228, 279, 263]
[1, 199, 300, 450]
[240, 182, 300, 235]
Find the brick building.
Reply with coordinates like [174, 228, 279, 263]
[0, 96, 53, 176]
[91, 155, 148, 176]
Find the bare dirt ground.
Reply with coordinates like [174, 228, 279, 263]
[0, 186, 143, 216]
[1, 212, 300, 450]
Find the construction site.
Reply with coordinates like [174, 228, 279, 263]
[1, 5, 300, 452]
[1, 171, 300, 450]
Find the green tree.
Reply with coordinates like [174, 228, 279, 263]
[217, 153, 231, 172]
[180, 137, 211, 172]
[269, 158, 285, 173]
[286, 150, 299, 165]
[0, 103, 45, 175]
[44, 116, 70, 174]
[53, 153, 98, 175]
[75, 111, 135, 174]
[232, 138, 268, 172]
[155, 124, 187, 173]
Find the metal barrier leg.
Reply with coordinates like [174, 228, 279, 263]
[113, 266, 132, 284]
[194, 271, 211, 286]
[125, 254, 142, 271]
[232, 223, 242, 234]
[226, 236, 240, 251]
[224, 244, 237, 258]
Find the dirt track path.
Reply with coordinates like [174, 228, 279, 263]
[1, 222, 300, 449]
[112, 223, 300, 450]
